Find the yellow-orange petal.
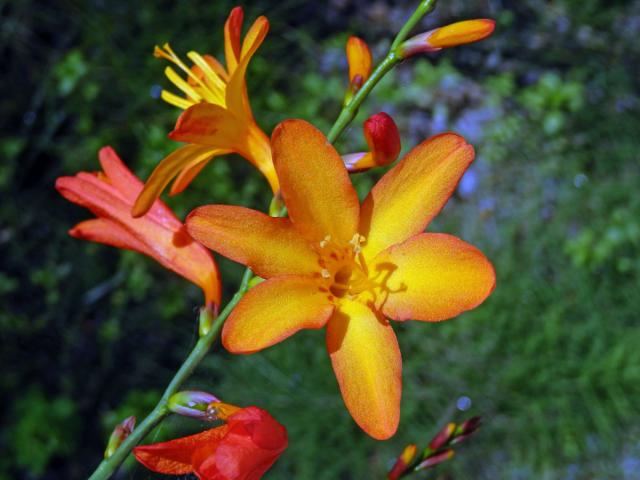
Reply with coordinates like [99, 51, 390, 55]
[186, 205, 319, 279]
[168, 103, 243, 146]
[226, 15, 269, 121]
[132, 145, 222, 218]
[271, 119, 360, 245]
[360, 133, 474, 259]
[224, 6, 243, 74]
[374, 233, 495, 322]
[346, 36, 372, 87]
[222, 276, 335, 353]
[400, 19, 495, 57]
[326, 300, 401, 440]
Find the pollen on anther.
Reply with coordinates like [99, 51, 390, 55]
[319, 235, 331, 248]
[321, 269, 331, 279]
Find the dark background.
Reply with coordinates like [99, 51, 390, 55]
[2, 0, 640, 478]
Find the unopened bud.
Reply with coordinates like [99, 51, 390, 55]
[269, 193, 286, 217]
[198, 304, 217, 337]
[387, 443, 417, 480]
[451, 416, 482, 444]
[168, 391, 220, 420]
[428, 422, 456, 451]
[399, 19, 495, 58]
[415, 449, 454, 471]
[104, 416, 135, 459]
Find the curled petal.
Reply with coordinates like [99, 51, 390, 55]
[342, 112, 401, 172]
[400, 19, 495, 57]
[132, 144, 223, 218]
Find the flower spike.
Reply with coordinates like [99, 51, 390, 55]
[56, 147, 221, 307]
[342, 112, 401, 172]
[133, 7, 277, 218]
[399, 19, 495, 57]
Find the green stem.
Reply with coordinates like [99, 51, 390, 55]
[327, 0, 438, 143]
[88, 268, 253, 480]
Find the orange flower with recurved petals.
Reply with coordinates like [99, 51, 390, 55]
[133, 7, 276, 217]
[134, 405, 287, 480]
[56, 147, 220, 307]
[186, 120, 495, 439]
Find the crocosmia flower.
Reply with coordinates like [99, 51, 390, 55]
[132, 7, 276, 217]
[186, 120, 495, 439]
[399, 19, 495, 57]
[134, 405, 287, 480]
[342, 112, 401, 172]
[56, 147, 220, 307]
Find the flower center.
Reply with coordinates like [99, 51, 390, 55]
[316, 233, 374, 302]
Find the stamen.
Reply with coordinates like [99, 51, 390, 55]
[321, 269, 331, 279]
[349, 233, 366, 254]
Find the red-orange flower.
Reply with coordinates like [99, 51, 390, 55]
[56, 147, 220, 307]
[399, 19, 495, 57]
[342, 112, 401, 172]
[186, 120, 495, 439]
[132, 7, 276, 217]
[134, 406, 287, 480]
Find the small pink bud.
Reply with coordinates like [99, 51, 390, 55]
[104, 416, 136, 459]
[428, 422, 457, 451]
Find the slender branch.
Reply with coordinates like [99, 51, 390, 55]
[327, 0, 438, 143]
[87, 268, 253, 480]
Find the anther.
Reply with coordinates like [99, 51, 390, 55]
[321, 269, 331, 279]
[319, 235, 331, 248]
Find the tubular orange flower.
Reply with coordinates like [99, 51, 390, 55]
[186, 120, 495, 440]
[132, 7, 277, 218]
[133, 405, 287, 480]
[399, 19, 495, 57]
[342, 112, 401, 172]
[346, 36, 372, 92]
[56, 147, 221, 307]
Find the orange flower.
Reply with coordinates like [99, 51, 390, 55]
[134, 405, 287, 480]
[399, 19, 495, 57]
[186, 120, 495, 439]
[342, 112, 401, 172]
[346, 36, 372, 92]
[132, 7, 276, 218]
[56, 147, 220, 307]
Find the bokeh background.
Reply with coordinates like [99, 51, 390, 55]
[2, 0, 640, 478]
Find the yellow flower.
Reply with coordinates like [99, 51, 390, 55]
[186, 120, 495, 439]
[133, 7, 277, 218]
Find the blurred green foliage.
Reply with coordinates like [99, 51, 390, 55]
[2, 0, 640, 479]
